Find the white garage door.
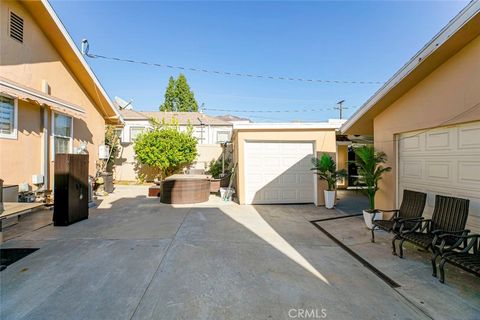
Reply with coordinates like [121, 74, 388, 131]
[244, 141, 315, 204]
[398, 122, 480, 233]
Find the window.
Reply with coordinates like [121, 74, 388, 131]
[53, 113, 72, 154]
[9, 11, 24, 43]
[130, 127, 144, 141]
[194, 127, 205, 143]
[0, 95, 18, 139]
[216, 131, 230, 143]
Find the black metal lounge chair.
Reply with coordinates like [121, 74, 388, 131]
[394, 195, 470, 261]
[371, 189, 426, 243]
[435, 233, 480, 283]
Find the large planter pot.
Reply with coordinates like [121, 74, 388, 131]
[363, 210, 383, 230]
[210, 179, 221, 193]
[324, 190, 336, 209]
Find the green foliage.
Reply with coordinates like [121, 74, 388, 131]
[311, 153, 347, 191]
[353, 145, 392, 210]
[159, 74, 198, 112]
[207, 157, 231, 179]
[133, 125, 197, 179]
[160, 76, 176, 112]
[105, 125, 120, 166]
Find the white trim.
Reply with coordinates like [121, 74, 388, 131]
[395, 135, 400, 209]
[341, 1, 480, 133]
[0, 95, 18, 140]
[40, 0, 123, 123]
[234, 121, 344, 131]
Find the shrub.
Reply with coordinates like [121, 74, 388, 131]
[134, 125, 197, 179]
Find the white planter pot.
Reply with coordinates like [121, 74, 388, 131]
[363, 210, 383, 229]
[324, 190, 336, 209]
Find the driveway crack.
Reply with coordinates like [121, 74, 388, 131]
[128, 206, 192, 320]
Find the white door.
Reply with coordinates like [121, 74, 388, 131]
[244, 141, 315, 204]
[398, 122, 480, 233]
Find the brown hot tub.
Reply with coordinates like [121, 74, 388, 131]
[160, 175, 210, 204]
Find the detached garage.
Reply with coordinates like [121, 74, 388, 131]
[232, 121, 343, 205]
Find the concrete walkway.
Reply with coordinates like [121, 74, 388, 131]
[0, 186, 475, 319]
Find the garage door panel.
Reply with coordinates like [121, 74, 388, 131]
[244, 141, 314, 204]
[458, 162, 480, 185]
[426, 130, 452, 150]
[458, 126, 480, 148]
[398, 122, 480, 233]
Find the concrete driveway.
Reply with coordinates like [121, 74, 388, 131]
[0, 186, 437, 319]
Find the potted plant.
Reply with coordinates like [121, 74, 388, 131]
[207, 159, 223, 193]
[312, 153, 346, 209]
[353, 145, 392, 229]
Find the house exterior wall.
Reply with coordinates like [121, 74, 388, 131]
[0, 0, 106, 188]
[113, 119, 232, 181]
[373, 35, 480, 210]
[233, 129, 337, 205]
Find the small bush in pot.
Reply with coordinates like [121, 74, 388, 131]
[353, 145, 392, 229]
[312, 153, 346, 209]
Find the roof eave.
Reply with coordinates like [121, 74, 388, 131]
[22, 0, 123, 126]
[341, 2, 480, 135]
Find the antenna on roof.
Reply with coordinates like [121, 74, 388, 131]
[81, 39, 89, 56]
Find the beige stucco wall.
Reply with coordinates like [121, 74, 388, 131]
[233, 129, 337, 205]
[0, 0, 106, 188]
[373, 35, 480, 210]
[114, 143, 226, 181]
[0, 101, 42, 186]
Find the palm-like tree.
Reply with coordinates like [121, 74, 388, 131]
[312, 153, 347, 191]
[353, 145, 392, 211]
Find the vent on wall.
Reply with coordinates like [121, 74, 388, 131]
[9, 11, 24, 43]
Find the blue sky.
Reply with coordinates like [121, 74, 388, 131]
[51, 0, 468, 122]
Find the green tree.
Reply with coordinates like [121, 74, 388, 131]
[133, 123, 197, 179]
[104, 125, 120, 168]
[160, 76, 176, 111]
[311, 153, 347, 191]
[159, 74, 198, 112]
[353, 145, 392, 210]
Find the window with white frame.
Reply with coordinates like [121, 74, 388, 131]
[0, 95, 18, 139]
[194, 126, 206, 143]
[216, 131, 230, 143]
[130, 126, 144, 141]
[53, 113, 72, 154]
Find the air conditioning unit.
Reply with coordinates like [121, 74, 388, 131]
[32, 174, 44, 185]
[98, 145, 110, 160]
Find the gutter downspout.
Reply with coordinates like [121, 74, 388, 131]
[41, 80, 49, 190]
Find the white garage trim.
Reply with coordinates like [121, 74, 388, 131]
[397, 121, 480, 232]
[243, 140, 316, 205]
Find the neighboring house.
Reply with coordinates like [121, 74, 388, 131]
[114, 110, 233, 181]
[342, 2, 480, 232]
[0, 0, 122, 190]
[232, 120, 344, 205]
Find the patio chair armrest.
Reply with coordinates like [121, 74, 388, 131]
[375, 209, 399, 213]
[437, 233, 479, 254]
[433, 229, 470, 236]
[396, 217, 432, 234]
[398, 217, 427, 223]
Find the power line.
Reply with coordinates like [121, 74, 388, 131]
[81, 41, 384, 85]
[204, 106, 357, 113]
